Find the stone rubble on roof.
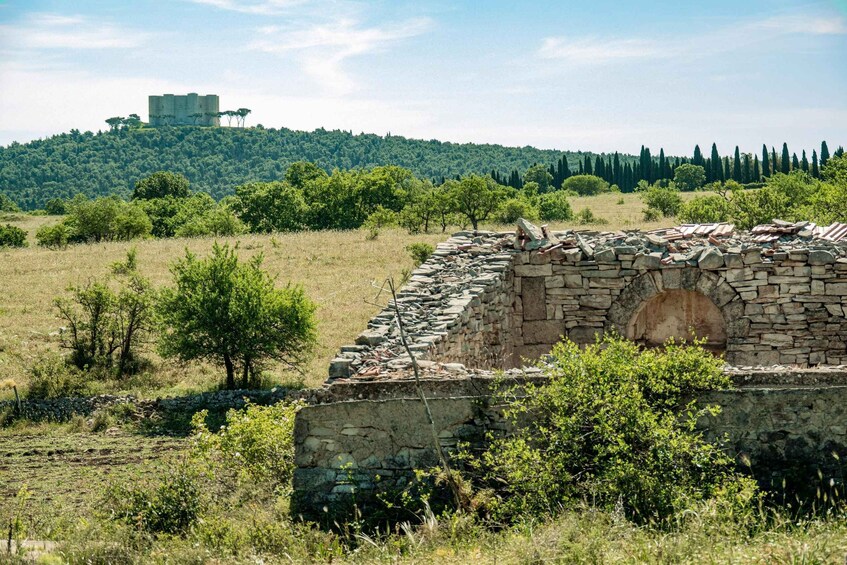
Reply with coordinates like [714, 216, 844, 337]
[326, 219, 847, 385]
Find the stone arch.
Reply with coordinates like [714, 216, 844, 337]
[607, 268, 749, 350]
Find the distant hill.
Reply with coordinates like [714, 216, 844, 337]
[0, 126, 621, 210]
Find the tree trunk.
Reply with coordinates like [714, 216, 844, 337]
[224, 354, 235, 389]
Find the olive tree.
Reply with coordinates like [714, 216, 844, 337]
[157, 243, 317, 389]
[451, 174, 504, 230]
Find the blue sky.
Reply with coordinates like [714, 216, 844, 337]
[0, 0, 844, 157]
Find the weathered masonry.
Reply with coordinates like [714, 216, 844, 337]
[293, 220, 847, 517]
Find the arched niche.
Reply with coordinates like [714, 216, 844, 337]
[607, 269, 749, 357]
[626, 289, 726, 349]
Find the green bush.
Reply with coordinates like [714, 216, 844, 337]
[26, 354, 89, 399]
[537, 191, 573, 221]
[678, 195, 733, 223]
[0, 223, 27, 247]
[474, 335, 758, 524]
[494, 197, 539, 224]
[562, 175, 609, 196]
[55, 252, 154, 376]
[36, 222, 71, 249]
[641, 186, 682, 218]
[575, 208, 607, 225]
[192, 401, 303, 494]
[174, 207, 245, 237]
[106, 463, 204, 535]
[406, 242, 435, 266]
[363, 205, 399, 238]
[0, 193, 20, 213]
[44, 198, 68, 215]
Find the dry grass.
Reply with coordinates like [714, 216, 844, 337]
[0, 192, 684, 396]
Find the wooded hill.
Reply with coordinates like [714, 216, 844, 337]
[0, 126, 615, 210]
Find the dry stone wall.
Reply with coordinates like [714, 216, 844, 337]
[328, 225, 847, 383]
[295, 222, 847, 517]
[293, 372, 847, 519]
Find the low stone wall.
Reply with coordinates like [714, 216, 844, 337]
[0, 388, 296, 423]
[292, 375, 847, 519]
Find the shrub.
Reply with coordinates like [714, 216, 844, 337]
[0, 223, 27, 247]
[63, 196, 152, 243]
[494, 197, 539, 224]
[44, 198, 68, 215]
[678, 195, 733, 223]
[55, 251, 154, 375]
[474, 335, 757, 524]
[106, 463, 204, 535]
[174, 207, 245, 237]
[0, 193, 20, 213]
[575, 208, 607, 225]
[26, 354, 89, 399]
[363, 205, 399, 238]
[192, 401, 303, 494]
[36, 222, 71, 249]
[537, 191, 573, 221]
[406, 242, 435, 266]
[562, 175, 609, 196]
[641, 186, 682, 218]
[642, 207, 662, 222]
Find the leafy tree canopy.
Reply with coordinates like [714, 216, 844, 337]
[133, 171, 191, 200]
[157, 243, 317, 389]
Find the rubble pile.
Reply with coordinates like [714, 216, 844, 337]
[327, 219, 847, 385]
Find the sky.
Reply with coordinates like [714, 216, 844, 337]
[0, 0, 845, 157]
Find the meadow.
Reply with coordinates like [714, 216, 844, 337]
[8, 190, 847, 564]
[0, 192, 685, 396]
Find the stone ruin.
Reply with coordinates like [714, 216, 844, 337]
[293, 219, 847, 518]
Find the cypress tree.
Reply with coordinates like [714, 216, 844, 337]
[723, 157, 731, 181]
[743, 153, 751, 183]
[659, 148, 667, 180]
[710, 143, 722, 182]
[781, 143, 791, 174]
[623, 163, 632, 192]
[578, 161, 584, 175]
[812, 150, 820, 178]
[613, 152, 621, 187]
[836, 146, 845, 158]
[693, 145, 704, 168]
[791, 153, 799, 171]
[563, 157, 571, 180]
[645, 146, 653, 183]
[801, 150, 809, 173]
[761, 144, 770, 177]
[821, 141, 830, 167]
[583, 155, 592, 175]
[753, 155, 761, 182]
[595, 155, 605, 180]
[733, 146, 742, 181]
[772, 147, 778, 176]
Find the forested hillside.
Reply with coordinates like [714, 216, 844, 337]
[0, 126, 610, 209]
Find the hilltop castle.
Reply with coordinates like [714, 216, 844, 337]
[148, 93, 220, 127]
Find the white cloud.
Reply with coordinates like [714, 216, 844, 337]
[537, 11, 847, 66]
[247, 17, 433, 94]
[538, 37, 660, 64]
[0, 12, 151, 50]
[756, 14, 847, 35]
[187, 0, 308, 16]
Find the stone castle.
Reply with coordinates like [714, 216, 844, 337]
[148, 93, 220, 126]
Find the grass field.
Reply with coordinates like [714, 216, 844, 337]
[15, 192, 844, 564]
[0, 192, 685, 397]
